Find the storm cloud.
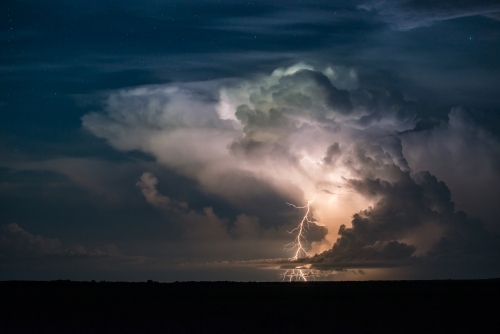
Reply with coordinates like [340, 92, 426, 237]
[82, 63, 500, 278]
[401, 108, 500, 232]
[2, 0, 499, 280]
[0, 223, 117, 259]
[306, 171, 500, 270]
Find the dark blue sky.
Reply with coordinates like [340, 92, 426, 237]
[1, 0, 500, 281]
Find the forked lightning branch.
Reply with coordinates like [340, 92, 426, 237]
[280, 197, 321, 281]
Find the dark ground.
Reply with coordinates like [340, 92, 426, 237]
[1, 279, 499, 333]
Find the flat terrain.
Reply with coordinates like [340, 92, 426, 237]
[1, 280, 499, 333]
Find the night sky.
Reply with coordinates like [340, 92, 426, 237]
[2, 0, 500, 281]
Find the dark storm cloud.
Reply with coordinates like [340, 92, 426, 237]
[216, 70, 499, 277]
[358, 0, 500, 30]
[303, 222, 329, 243]
[323, 143, 341, 165]
[136, 172, 230, 241]
[401, 107, 500, 232]
[0, 223, 116, 259]
[322, 171, 455, 261]
[349, 89, 417, 130]
[287, 167, 500, 275]
[1, 223, 63, 258]
[83, 63, 500, 252]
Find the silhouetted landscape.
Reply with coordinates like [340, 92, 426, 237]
[1, 279, 499, 333]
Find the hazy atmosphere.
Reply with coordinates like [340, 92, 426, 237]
[2, 0, 500, 281]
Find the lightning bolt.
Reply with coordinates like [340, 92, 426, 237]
[300, 156, 322, 165]
[280, 197, 318, 281]
[285, 197, 315, 260]
[279, 268, 321, 282]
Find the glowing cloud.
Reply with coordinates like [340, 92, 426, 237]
[83, 63, 500, 279]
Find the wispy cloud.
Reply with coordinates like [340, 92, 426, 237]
[358, 0, 500, 30]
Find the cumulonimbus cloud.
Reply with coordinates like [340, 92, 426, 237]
[83, 63, 500, 277]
